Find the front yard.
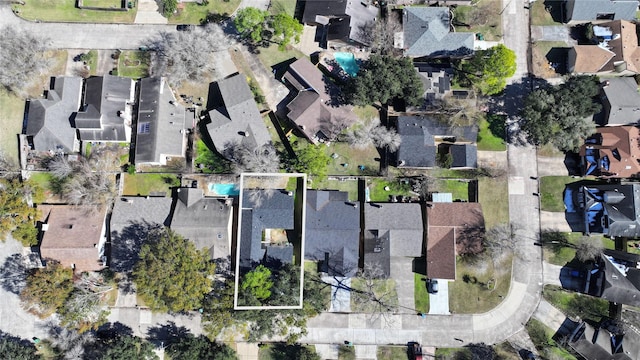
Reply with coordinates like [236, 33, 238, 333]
[476, 115, 506, 151]
[452, 1, 502, 41]
[12, 0, 136, 23]
[542, 231, 613, 266]
[478, 175, 509, 228]
[543, 285, 610, 323]
[414, 273, 429, 314]
[117, 50, 149, 78]
[0, 88, 25, 164]
[122, 173, 180, 196]
[532, 41, 569, 79]
[540, 176, 575, 212]
[168, 0, 241, 24]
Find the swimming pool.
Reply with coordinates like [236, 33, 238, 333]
[334, 52, 359, 77]
[208, 183, 239, 196]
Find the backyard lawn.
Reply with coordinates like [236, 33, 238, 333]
[452, 1, 502, 41]
[323, 142, 380, 176]
[122, 173, 180, 196]
[449, 255, 512, 314]
[367, 178, 413, 202]
[540, 176, 577, 212]
[0, 88, 25, 164]
[168, 0, 241, 24]
[256, 43, 306, 70]
[414, 273, 429, 314]
[13, 0, 136, 23]
[312, 178, 359, 200]
[117, 50, 149, 78]
[531, 0, 564, 26]
[432, 179, 469, 201]
[476, 115, 506, 151]
[543, 285, 610, 323]
[478, 175, 509, 228]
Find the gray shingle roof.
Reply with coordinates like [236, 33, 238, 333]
[305, 190, 360, 277]
[364, 202, 424, 257]
[566, 0, 637, 22]
[601, 77, 640, 126]
[77, 75, 134, 142]
[25, 77, 82, 153]
[402, 7, 474, 58]
[581, 184, 640, 237]
[134, 77, 186, 165]
[206, 74, 271, 155]
[450, 144, 477, 168]
[170, 188, 233, 260]
[598, 250, 640, 307]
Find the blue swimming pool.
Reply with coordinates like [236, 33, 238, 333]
[208, 183, 239, 196]
[334, 52, 359, 77]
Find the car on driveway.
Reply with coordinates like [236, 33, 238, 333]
[408, 342, 423, 360]
[428, 279, 439, 294]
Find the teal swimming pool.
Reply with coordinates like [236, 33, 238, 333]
[208, 183, 239, 196]
[334, 52, 359, 77]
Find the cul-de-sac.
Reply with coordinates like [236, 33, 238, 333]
[1, 0, 640, 358]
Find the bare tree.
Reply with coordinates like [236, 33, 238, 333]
[0, 151, 19, 179]
[342, 118, 401, 151]
[350, 263, 398, 324]
[47, 155, 74, 178]
[357, 13, 402, 56]
[575, 236, 603, 262]
[483, 224, 516, 258]
[44, 321, 94, 360]
[223, 142, 280, 174]
[47, 154, 117, 207]
[148, 24, 233, 86]
[0, 26, 51, 94]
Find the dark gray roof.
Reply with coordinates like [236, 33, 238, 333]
[302, 0, 348, 24]
[601, 77, 640, 126]
[265, 244, 294, 265]
[301, 0, 376, 45]
[566, 0, 637, 22]
[569, 322, 632, 360]
[598, 251, 640, 307]
[363, 229, 391, 277]
[25, 77, 83, 153]
[170, 188, 233, 260]
[239, 189, 295, 268]
[77, 75, 134, 142]
[581, 184, 640, 237]
[364, 202, 424, 257]
[415, 64, 453, 102]
[206, 74, 271, 155]
[396, 115, 478, 168]
[134, 77, 186, 165]
[305, 190, 360, 277]
[450, 144, 477, 168]
[402, 7, 474, 58]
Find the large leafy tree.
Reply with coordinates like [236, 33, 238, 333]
[291, 145, 331, 180]
[350, 55, 423, 106]
[95, 334, 158, 360]
[168, 334, 237, 360]
[521, 75, 600, 151]
[133, 228, 215, 312]
[20, 262, 74, 317]
[460, 44, 516, 95]
[241, 265, 273, 302]
[234, 7, 269, 43]
[234, 7, 303, 47]
[271, 13, 303, 48]
[0, 178, 42, 246]
[0, 336, 40, 360]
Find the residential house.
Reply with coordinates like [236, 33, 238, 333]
[565, 0, 637, 24]
[283, 58, 357, 143]
[38, 205, 107, 272]
[398, 7, 474, 58]
[301, 0, 378, 48]
[579, 125, 640, 178]
[110, 196, 173, 272]
[588, 250, 640, 307]
[170, 188, 233, 260]
[578, 184, 640, 237]
[76, 75, 135, 143]
[567, 21, 640, 75]
[305, 190, 360, 277]
[134, 77, 187, 166]
[596, 77, 640, 126]
[415, 63, 454, 105]
[395, 115, 478, 168]
[568, 321, 633, 360]
[205, 73, 271, 157]
[25, 77, 83, 153]
[238, 189, 295, 269]
[364, 202, 424, 278]
[426, 202, 484, 280]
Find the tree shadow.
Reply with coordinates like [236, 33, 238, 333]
[543, 0, 565, 23]
[109, 221, 163, 273]
[146, 321, 191, 345]
[96, 322, 134, 339]
[0, 254, 28, 295]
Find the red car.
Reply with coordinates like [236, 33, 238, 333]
[408, 342, 423, 360]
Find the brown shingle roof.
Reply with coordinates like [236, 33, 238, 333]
[579, 126, 640, 178]
[605, 20, 640, 73]
[39, 205, 106, 272]
[571, 45, 615, 73]
[426, 203, 485, 279]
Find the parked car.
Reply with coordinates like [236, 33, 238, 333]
[428, 279, 439, 294]
[408, 342, 423, 360]
[176, 24, 194, 31]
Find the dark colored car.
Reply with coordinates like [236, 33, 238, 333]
[408, 342, 423, 360]
[428, 279, 439, 294]
[176, 24, 194, 31]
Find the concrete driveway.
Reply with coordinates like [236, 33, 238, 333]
[428, 280, 450, 315]
[322, 276, 351, 312]
[390, 257, 415, 314]
[531, 26, 576, 44]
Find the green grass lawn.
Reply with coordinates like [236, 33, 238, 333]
[477, 115, 506, 151]
[256, 43, 306, 69]
[122, 173, 180, 196]
[414, 273, 429, 314]
[540, 176, 577, 212]
[82, 0, 123, 8]
[542, 232, 614, 266]
[270, 0, 296, 16]
[452, 2, 502, 41]
[377, 346, 409, 360]
[312, 178, 359, 200]
[82, 50, 99, 76]
[531, 0, 564, 26]
[478, 175, 509, 228]
[0, 88, 25, 164]
[168, 0, 241, 24]
[526, 319, 577, 360]
[350, 278, 398, 313]
[117, 50, 149, 78]
[353, 105, 379, 121]
[12, 0, 136, 23]
[323, 142, 380, 176]
[368, 178, 413, 202]
[194, 139, 232, 174]
[543, 285, 610, 323]
[433, 179, 469, 201]
[449, 255, 511, 314]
